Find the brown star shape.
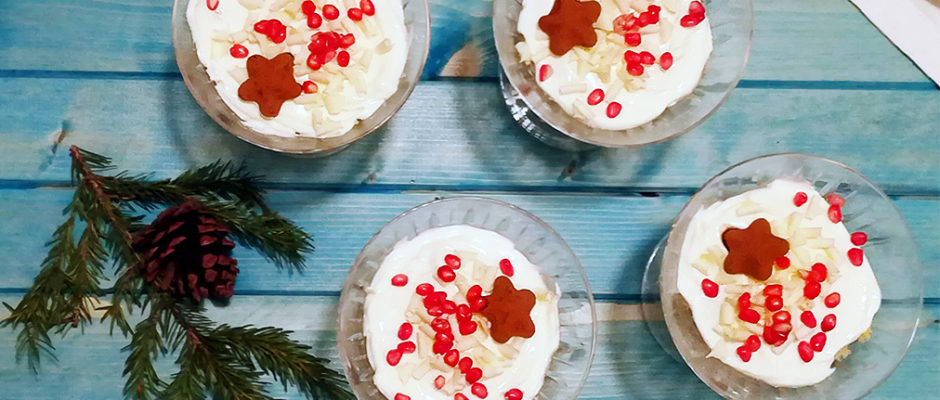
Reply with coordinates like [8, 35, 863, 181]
[721, 218, 790, 281]
[237, 53, 302, 118]
[538, 0, 602, 56]
[481, 276, 536, 344]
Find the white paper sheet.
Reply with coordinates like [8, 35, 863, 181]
[851, 0, 940, 85]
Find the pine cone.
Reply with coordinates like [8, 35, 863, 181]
[133, 200, 239, 301]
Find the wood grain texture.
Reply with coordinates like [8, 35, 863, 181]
[0, 0, 932, 83]
[0, 295, 937, 399]
[1, 189, 937, 297]
[1, 79, 938, 194]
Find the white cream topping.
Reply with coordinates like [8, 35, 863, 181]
[677, 179, 881, 387]
[186, 0, 407, 138]
[517, 0, 712, 130]
[364, 225, 560, 400]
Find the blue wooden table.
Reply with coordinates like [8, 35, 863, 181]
[1, 0, 938, 398]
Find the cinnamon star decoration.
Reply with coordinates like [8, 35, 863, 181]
[721, 218, 790, 281]
[238, 53, 302, 118]
[481, 276, 536, 344]
[538, 0, 602, 56]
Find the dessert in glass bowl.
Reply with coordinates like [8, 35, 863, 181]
[338, 197, 595, 400]
[173, 0, 429, 154]
[657, 154, 923, 398]
[493, 0, 752, 150]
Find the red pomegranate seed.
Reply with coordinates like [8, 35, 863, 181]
[624, 33, 641, 46]
[613, 14, 638, 34]
[737, 292, 751, 310]
[467, 285, 483, 300]
[504, 389, 523, 400]
[772, 321, 792, 336]
[763, 284, 783, 297]
[637, 11, 653, 26]
[499, 259, 514, 276]
[851, 231, 868, 245]
[386, 349, 402, 366]
[539, 64, 553, 81]
[442, 300, 458, 314]
[434, 375, 446, 390]
[469, 297, 487, 312]
[456, 394, 469, 400]
[444, 254, 461, 269]
[456, 304, 472, 320]
[826, 193, 846, 207]
[648, 5, 661, 13]
[804, 281, 821, 299]
[639, 51, 655, 65]
[762, 326, 785, 346]
[776, 256, 791, 269]
[828, 205, 842, 223]
[301, 1, 317, 15]
[825, 292, 841, 308]
[659, 52, 673, 70]
[701, 279, 719, 298]
[394, 394, 410, 400]
[772, 310, 791, 324]
[301, 81, 318, 94]
[435, 331, 454, 343]
[437, 266, 456, 282]
[398, 341, 416, 353]
[745, 334, 761, 352]
[848, 248, 864, 266]
[821, 314, 837, 332]
[736, 345, 752, 362]
[765, 295, 783, 312]
[689, 1, 705, 16]
[606, 102, 622, 118]
[253, 19, 286, 44]
[391, 274, 408, 286]
[458, 357, 473, 373]
[427, 306, 444, 317]
[793, 192, 808, 207]
[587, 89, 605, 106]
[340, 33, 356, 48]
[739, 308, 760, 324]
[348, 7, 364, 21]
[432, 339, 452, 355]
[627, 61, 644, 76]
[431, 317, 451, 333]
[801, 311, 817, 328]
[444, 349, 460, 366]
[206, 0, 219, 11]
[398, 322, 412, 340]
[798, 341, 814, 362]
[810, 332, 827, 352]
[680, 15, 701, 27]
[360, 0, 375, 16]
[307, 13, 323, 29]
[322, 5, 339, 20]
[306, 54, 322, 71]
[811, 263, 828, 281]
[624, 50, 640, 64]
[230, 44, 249, 58]
[337, 50, 350, 67]
[471, 383, 488, 398]
[466, 367, 483, 384]
[459, 320, 477, 335]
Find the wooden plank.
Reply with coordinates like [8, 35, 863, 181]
[1, 79, 938, 194]
[0, 0, 931, 83]
[0, 295, 936, 399]
[1, 189, 937, 297]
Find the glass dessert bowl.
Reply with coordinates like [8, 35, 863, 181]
[172, 0, 430, 155]
[657, 154, 922, 398]
[493, 0, 752, 151]
[337, 197, 596, 400]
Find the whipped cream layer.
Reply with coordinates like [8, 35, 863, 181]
[677, 179, 881, 387]
[364, 225, 560, 400]
[187, 0, 407, 138]
[517, 0, 712, 130]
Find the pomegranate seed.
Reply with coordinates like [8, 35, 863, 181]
[307, 13, 323, 29]
[772, 310, 791, 324]
[442, 300, 457, 314]
[444, 349, 460, 366]
[538, 64, 553, 81]
[386, 349, 402, 366]
[637, 11, 653, 26]
[230, 44, 249, 58]
[431, 317, 451, 333]
[825, 292, 841, 308]
[301, 81, 318, 94]
[306, 54, 322, 71]
[415, 283, 434, 296]
[798, 341, 814, 362]
[206, 0, 219, 11]
[776, 256, 791, 269]
[437, 266, 456, 282]
[471, 383, 488, 398]
[613, 14, 638, 34]
[810, 332, 827, 352]
[456, 305, 472, 321]
[737, 292, 751, 310]
[739, 309, 760, 323]
[689, 1, 706, 16]
[469, 297, 487, 312]
[765, 295, 783, 312]
[762, 326, 785, 346]
[466, 367, 483, 384]
[435, 331, 454, 343]
[648, 5, 661, 13]
[504, 389, 523, 400]
[624, 50, 640, 64]
[434, 375, 446, 390]
[360, 0, 375, 16]
[394, 394, 410, 400]
[322, 5, 339, 20]
[801, 311, 817, 328]
[701, 279, 719, 298]
[745, 334, 761, 352]
[427, 306, 444, 317]
[821, 314, 837, 332]
[639, 51, 655, 65]
[826, 193, 846, 207]
[680, 14, 701, 27]
[337, 51, 350, 67]
[659, 52, 673, 70]
[458, 357, 473, 373]
[763, 284, 783, 297]
[456, 394, 469, 400]
[467, 285, 483, 300]
[851, 231, 868, 245]
[348, 7, 364, 21]
[772, 321, 792, 336]
[499, 259, 514, 276]
[624, 33, 641, 46]
[459, 320, 477, 335]
[587, 89, 605, 106]
[398, 341, 416, 353]
[811, 263, 828, 281]
[253, 19, 286, 44]
[793, 192, 808, 206]
[301, 1, 317, 15]
[848, 248, 864, 266]
[627, 61, 644, 76]
[398, 323, 413, 340]
[444, 254, 461, 269]
[606, 102, 622, 118]
[828, 205, 842, 223]
[804, 281, 821, 299]
[736, 345, 752, 362]
[432, 340, 452, 355]
[341, 33, 356, 48]
[391, 274, 408, 286]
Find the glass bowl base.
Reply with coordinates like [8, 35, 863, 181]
[640, 235, 683, 364]
[498, 70, 597, 152]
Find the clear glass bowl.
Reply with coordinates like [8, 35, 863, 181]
[172, 0, 430, 155]
[493, 0, 753, 151]
[337, 197, 596, 399]
[658, 153, 923, 399]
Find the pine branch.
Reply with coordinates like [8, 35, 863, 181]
[123, 310, 167, 400]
